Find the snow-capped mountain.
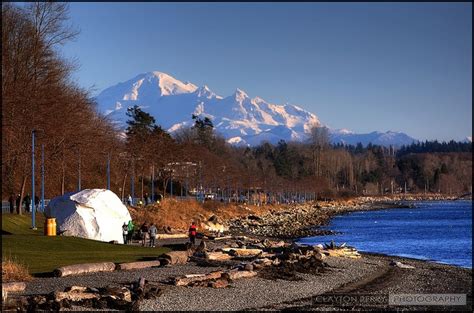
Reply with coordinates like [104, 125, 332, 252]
[95, 71, 416, 147]
[330, 129, 416, 147]
[96, 71, 321, 145]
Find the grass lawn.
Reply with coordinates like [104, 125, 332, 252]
[2, 213, 170, 275]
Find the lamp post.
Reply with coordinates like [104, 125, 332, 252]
[130, 160, 135, 205]
[78, 151, 81, 191]
[151, 164, 154, 202]
[170, 170, 173, 198]
[41, 144, 45, 212]
[31, 130, 37, 229]
[107, 153, 110, 190]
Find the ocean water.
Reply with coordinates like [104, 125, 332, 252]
[297, 201, 472, 268]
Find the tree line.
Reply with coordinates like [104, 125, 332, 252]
[2, 3, 472, 213]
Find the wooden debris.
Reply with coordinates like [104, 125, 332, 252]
[156, 233, 188, 240]
[117, 260, 161, 271]
[54, 262, 116, 277]
[54, 290, 98, 302]
[189, 256, 238, 267]
[222, 270, 258, 280]
[390, 261, 415, 269]
[212, 235, 232, 241]
[323, 247, 361, 259]
[208, 279, 229, 288]
[2, 282, 26, 293]
[160, 251, 189, 266]
[222, 248, 263, 257]
[205, 252, 233, 261]
[174, 271, 223, 286]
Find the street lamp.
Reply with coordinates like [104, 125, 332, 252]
[41, 144, 45, 212]
[31, 130, 37, 229]
[31, 129, 44, 229]
[151, 164, 154, 202]
[78, 150, 81, 191]
[107, 153, 110, 190]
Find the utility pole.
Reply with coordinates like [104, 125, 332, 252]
[41, 144, 45, 212]
[151, 164, 154, 202]
[131, 160, 135, 205]
[31, 130, 37, 230]
[78, 152, 81, 191]
[170, 169, 173, 198]
[107, 153, 110, 190]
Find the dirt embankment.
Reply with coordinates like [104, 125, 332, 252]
[127, 199, 287, 232]
[128, 193, 456, 235]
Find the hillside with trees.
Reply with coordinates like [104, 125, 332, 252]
[2, 3, 472, 210]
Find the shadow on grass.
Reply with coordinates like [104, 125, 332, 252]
[33, 271, 55, 278]
[160, 243, 188, 251]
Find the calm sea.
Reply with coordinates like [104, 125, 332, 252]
[297, 201, 472, 268]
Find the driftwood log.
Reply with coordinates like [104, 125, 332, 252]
[156, 233, 188, 240]
[324, 247, 361, 258]
[221, 248, 263, 257]
[174, 271, 223, 286]
[54, 262, 116, 277]
[222, 270, 258, 280]
[159, 251, 190, 266]
[117, 260, 161, 271]
[2, 282, 27, 292]
[54, 291, 99, 302]
[189, 256, 238, 268]
[212, 235, 232, 241]
[205, 252, 233, 261]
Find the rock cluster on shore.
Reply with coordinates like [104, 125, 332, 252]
[227, 201, 386, 239]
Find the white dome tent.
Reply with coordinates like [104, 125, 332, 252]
[45, 189, 132, 244]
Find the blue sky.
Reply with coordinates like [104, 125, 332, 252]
[61, 2, 471, 141]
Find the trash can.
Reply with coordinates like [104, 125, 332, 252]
[44, 218, 56, 236]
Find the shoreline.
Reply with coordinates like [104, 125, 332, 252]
[227, 196, 437, 239]
[4, 196, 472, 311]
[9, 245, 471, 311]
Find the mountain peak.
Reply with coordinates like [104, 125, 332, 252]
[141, 71, 197, 96]
[234, 88, 249, 101]
[196, 85, 220, 99]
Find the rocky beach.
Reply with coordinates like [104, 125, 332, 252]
[3, 196, 472, 312]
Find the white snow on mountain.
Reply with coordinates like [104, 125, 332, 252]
[329, 129, 416, 147]
[96, 71, 416, 147]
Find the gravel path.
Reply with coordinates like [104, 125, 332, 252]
[23, 264, 223, 296]
[138, 256, 383, 311]
[19, 253, 471, 311]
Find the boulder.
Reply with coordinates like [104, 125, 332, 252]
[45, 189, 131, 244]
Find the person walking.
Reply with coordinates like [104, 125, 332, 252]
[8, 194, 15, 214]
[148, 223, 157, 247]
[188, 221, 197, 246]
[23, 194, 31, 213]
[122, 223, 128, 244]
[144, 193, 149, 205]
[127, 220, 134, 244]
[34, 196, 40, 211]
[15, 194, 21, 213]
[127, 194, 132, 206]
[140, 222, 149, 246]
